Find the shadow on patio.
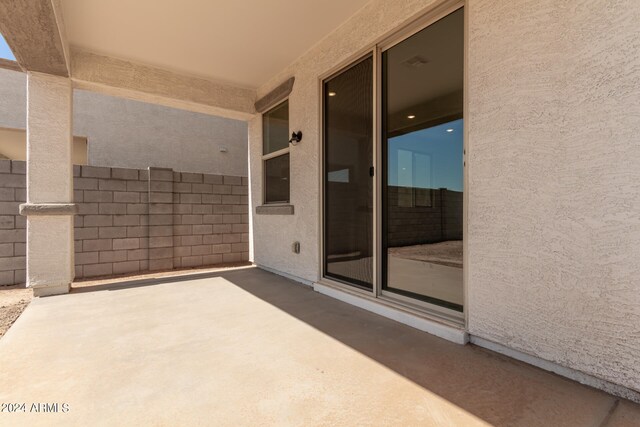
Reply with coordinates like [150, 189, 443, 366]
[0, 266, 637, 426]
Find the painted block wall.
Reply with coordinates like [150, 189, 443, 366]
[0, 160, 26, 285]
[387, 187, 462, 247]
[249, 0, 640, 394]
[0, 68, 248, 176]
[0, 160, 248, 284]
[74, 165, 249, 279]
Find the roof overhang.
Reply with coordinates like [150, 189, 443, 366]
[0, 0, 371, 120]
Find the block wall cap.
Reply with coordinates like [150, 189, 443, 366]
[19, 203, 78, 216]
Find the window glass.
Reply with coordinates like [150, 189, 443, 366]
[264, 153, 290, 203]
[263, 101, 289, 155]
[382, 8, 464, 311]
[324, 56, 374, 289]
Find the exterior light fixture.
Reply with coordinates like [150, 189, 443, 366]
[407, 115, 416, 119]
[328, 92, 337, 97]
[289, 131, 303, 145]
[446, 128, 454, 133]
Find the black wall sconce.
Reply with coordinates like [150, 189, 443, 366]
[289, 131, 302, 145]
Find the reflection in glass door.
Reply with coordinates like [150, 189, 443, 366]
[382, 8, 464, 311]
[324, 56, 373, 289]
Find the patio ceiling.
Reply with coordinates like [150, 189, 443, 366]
[0, 0, 370, 120]
[60, 0, 371, 89]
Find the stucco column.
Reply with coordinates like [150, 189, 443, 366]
[20, 72, 75, 297]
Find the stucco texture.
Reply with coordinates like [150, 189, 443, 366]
[74, 90, 248, 176]
[466, 0, 640, 393]
[250, 0, 640, 394]
[26, 73, 73, 203]
[70, 49, 255, 121]
[0, 68, 248, 176]
[24, 73, 74, 296]
[0, 68, 26, 129]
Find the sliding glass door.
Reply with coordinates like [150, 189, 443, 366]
[381, 8, 464, 312]
[323, 56, 374, 289]
[322, 6, 464, 316]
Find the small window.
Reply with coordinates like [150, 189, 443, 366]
[263, 100, 290, 204]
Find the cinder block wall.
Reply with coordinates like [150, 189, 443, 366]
[0, 160, 249, 285]
[386, 187, 463, 247]
[0, 160, 26, 285]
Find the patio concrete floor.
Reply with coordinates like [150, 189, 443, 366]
[0, 267, 638, 426]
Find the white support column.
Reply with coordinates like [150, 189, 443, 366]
[20, 72, 75, 297]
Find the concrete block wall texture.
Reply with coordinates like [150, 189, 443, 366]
[322, 186, 462, 255]
[0, 160, 26, 285]
[0, 160, 248, 284]
[74, 165, 249, 279]
[386, 188, 462, 247]
[73, 164, 151, 279]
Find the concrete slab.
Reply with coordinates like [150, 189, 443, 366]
[388, 255, 463, 306]
[0, 267, 635, 426]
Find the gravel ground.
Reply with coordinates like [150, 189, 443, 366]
[0, 285, 32, 339]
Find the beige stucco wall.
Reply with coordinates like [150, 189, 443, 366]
[25, 73, 75, 297]
[0, 68, 248, 176]
[0, 68, 26, 129]
[466, 0, 640, 393]
[249, 0, 640, 394]
[0, 128, 87, 164]
[73, 90, 248, 176]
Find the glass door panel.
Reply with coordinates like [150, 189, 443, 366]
[382, 8, 464, 311]
[324, 56, 374, 289]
